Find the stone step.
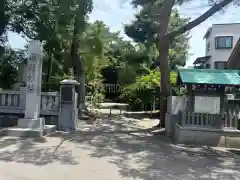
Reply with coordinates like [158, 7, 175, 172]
[0, 125, 56, 138]
[17, 118, 45, 129]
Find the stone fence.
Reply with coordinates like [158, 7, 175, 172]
[0, 88, 60, 127]
[0, 89, 59, 116]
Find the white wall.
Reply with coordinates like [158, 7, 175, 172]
[205, 23, 240, 68]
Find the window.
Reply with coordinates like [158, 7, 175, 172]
[206, 41, 210, 52]
[215, 36, 233, 49]
[214, 61, 227, 69]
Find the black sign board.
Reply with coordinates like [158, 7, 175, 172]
[61, 86, 73, 102]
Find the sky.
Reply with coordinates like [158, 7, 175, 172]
[7, 0, 240, 66]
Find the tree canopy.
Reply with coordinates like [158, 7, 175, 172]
[0, 0, 234, 118]
[124, 5, 190, 69]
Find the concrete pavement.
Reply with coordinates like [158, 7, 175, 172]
[0, 115, 240, 180]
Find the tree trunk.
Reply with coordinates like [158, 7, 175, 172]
[155, 0, 234, 128]
[79, 71, 86, 109]
[75, 58, 86, 110]
[45, 49, 53, 91]
[156, 0, 175, 128]
[158, 36, 171, 127]
[70, 14, 86, 115]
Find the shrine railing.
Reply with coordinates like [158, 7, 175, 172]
[178, 110, 239, 129]
[103, 84, 123, 93]
[0, 90, 60, 115]
[41, 92, 60, 115]
[178, 111, 221, 128]
[89, 84, 123, 93]
[0, 90, 20, 109]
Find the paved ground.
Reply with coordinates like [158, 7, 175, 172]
[1, 115, 240, 180]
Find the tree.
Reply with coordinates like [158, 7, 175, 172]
[82, 21, 113, 86]
[125, 6, 190, 70]
[0, 48, 26, 89]
[121, 69, 178, 111]
[2, 0, 161, 113]
[147, 0, 234, 127]
[69, 0, 93, 112]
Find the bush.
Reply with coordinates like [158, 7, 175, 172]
[92, 92, 105, 107]
[120, 69, 182, 111]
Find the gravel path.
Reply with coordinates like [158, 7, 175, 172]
[0, 115, 240, 180]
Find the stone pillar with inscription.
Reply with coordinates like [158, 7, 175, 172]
[17, 40, 45, 129]
[25, 41, 42, 118]
[4, 40, 56, 137]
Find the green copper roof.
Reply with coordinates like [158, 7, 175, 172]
[178, 68, 240, 85]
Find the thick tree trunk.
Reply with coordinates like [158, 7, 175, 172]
[158, 36, 170, 127]
[70, 14, 86, 115]
[156, 0, 175, 128]
[156, 0, 233, 128]
[75, 58, 86, 110]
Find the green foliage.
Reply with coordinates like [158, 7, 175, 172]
[91, 92, 105, 107]
[121, 69, 178, 109]
[0, 0, 191, 111]
[172, 86, 187, 96]
[0, 0, 8, 37]
[120, 70, 158, 107]
[82, 21, 114, 86]
[124, 2, 190, 69]
[0, 48, 25, 89]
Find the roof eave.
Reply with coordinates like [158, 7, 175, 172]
[180, 82, 240, 87]
[193, 56, 211, 65]
[203, 27, 212, 39]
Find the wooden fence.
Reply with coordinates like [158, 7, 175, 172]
[90, 84, 123, 93]
[178, 110, 239, 129]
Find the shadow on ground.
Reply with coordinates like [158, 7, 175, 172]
[61, 115, 240, 179]
[0, 115, 240, 179]
[0, 136, 78, 166]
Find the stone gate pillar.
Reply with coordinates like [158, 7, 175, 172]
[25, 41, 43, 119]
[17, 40, 44, 129]
[58, 79, 79, 131]
[5, 40, 56, 137]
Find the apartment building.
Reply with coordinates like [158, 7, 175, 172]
[193, 23, 240, 69]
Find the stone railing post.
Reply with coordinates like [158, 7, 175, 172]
[19, 86, 26, 111]
[58, 79, 79, 131]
